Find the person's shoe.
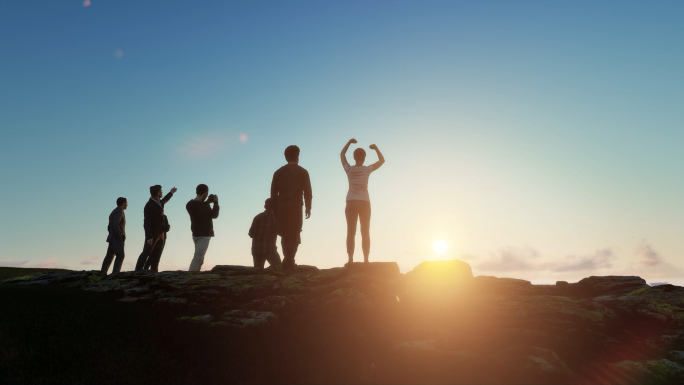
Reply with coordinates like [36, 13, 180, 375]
[282, 262, 296, 272]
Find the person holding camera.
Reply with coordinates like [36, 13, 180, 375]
[186, 184, 220, 271]
[135, 185, 177, 272]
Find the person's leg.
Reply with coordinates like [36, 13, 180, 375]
[252, 250, 266, 269]
[345, 200, 359, 264]
[281, 237, 299, 270]
[292, 207, 303, 263]
[189, 238, 210, 271]
[281, 238, 292, 270]
[135, 240, 154, 271]
[148, 239, 165, 272]
[251, 245, 259, 268]
[144, 236, 162, 270]
[265, 248, 282, 269]
[280, 204, 302, 270]
[143, 242, 154, 270]
[101, 243, 116, 274]
[111, 240, 126, 274]
[359, 201, 372, 263]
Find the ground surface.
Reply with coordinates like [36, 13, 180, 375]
[0, 266, 390, 384]
[3, 262, 684, 384]
[0, 267, 298, 384]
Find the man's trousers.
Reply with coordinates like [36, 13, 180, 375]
[189, 238, 211, 271]
[101, 239, 125, 274]
[135, 236, 165, 272]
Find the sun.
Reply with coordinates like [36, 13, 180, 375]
[433, 240, 447, 254]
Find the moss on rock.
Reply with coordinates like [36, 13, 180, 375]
[4, 274, 40, 282]
[87, 274, 103, 283]
[615, 359, 684, 384]
[627, 287, 652, 296]
[648, 299, 684, 320]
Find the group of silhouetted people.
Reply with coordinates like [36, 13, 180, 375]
[101, 140, 385, 275]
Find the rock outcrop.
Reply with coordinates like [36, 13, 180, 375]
[5, 261, 684, 384]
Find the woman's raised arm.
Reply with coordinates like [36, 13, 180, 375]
[340, 138, 357, 166]
[369, 144, 385, 170]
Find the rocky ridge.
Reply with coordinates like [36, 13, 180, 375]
[5, 260, 684, 384]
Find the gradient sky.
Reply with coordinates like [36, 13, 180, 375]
[1, 0, 683, 284]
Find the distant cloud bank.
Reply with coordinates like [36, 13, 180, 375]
[0, 256, 60, 269]
[638, 240, 663, 267]
[477, 247, 614, 273]
[475, 240, 683, 283]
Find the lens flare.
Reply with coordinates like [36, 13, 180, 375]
[114, 49, 124, 59]
[434, 240, 447, 253]
[83, 0, 91, 7]
[239, 134, 248, 143]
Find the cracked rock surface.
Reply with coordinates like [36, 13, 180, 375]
[5, 261, 684, 384]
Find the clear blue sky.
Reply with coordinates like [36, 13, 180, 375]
[1, 0, 683, 283]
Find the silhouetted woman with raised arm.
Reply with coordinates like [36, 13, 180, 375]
[340, 138, 385, 265]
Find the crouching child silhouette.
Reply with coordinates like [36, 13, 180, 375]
[248, 198, 282, 269]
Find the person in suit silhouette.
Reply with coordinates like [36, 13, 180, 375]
[340, 138, 385, 265]
[101, 197, 127, 275]
[135, 185, 177, 272]
[270, 145, 312, 270]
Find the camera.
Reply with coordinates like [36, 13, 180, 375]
[208, 194, 217, 202]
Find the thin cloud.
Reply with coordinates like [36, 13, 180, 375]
[0, 256, 60, 269]
[620, 242, 683, 281]
[0, 258, 29, 267]
[177, 132, 231, 159]
[81, 257, 98, 265]
[457, 253, 478, 261]
[548, 248, 614, 272]
[478, 247, 615, 274]
[33, 256, 59, 268]
[637, 241, 663, 267]
[477, 246, 539, 272]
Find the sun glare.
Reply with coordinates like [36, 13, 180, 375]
[434, 240, 447, 254]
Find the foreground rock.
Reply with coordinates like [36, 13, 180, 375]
[5, 261, 684, 384]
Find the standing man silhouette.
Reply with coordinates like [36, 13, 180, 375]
[101, 197, 127, 275]
[271, 145, 312, 270]
[135, 185, 177, 272]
